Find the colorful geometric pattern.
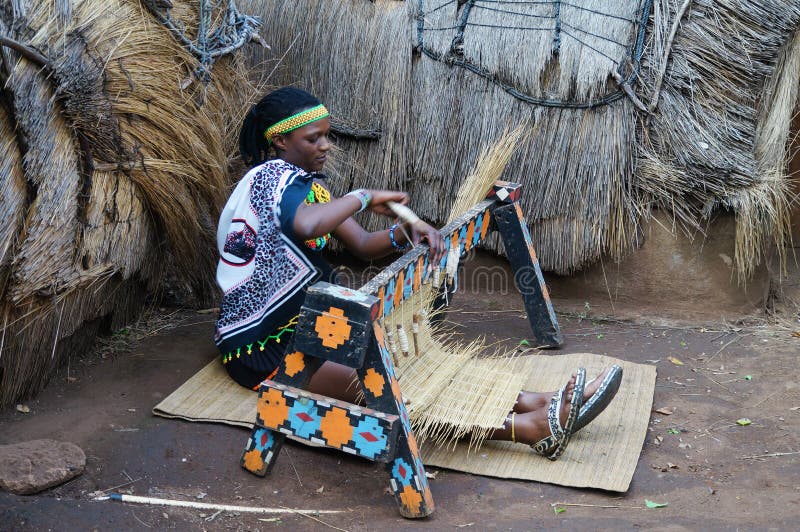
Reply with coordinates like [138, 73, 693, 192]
[486, 180, 522, 203]
[241, 428, 275, 475]
[303, 182, 332, 250]
[363, 201, 495, 318]
[363, 368, 386, 398]
[254, 381, 398, 463]
[368, 322, 434, 518]
[284, 351, 305, 377]
[314, 306, 352, 348]
[241, 179, 561, 518]
[293, 283, 379, 368]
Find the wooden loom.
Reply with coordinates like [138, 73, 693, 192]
[240, 181, 562, 518]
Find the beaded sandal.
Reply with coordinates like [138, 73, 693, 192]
[529, 368, 586, 460]
[573, 364, 623, 433]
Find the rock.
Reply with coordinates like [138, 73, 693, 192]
[0, 439, 86, 495]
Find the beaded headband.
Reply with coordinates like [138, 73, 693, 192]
[264, 104, 330, 143]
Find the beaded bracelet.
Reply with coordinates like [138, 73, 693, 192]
[345, 188, 372, 213]
[389, 223, 409, 251]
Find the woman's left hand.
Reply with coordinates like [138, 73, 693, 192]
[408, 221, 446, 264]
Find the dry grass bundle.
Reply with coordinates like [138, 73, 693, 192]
[0, 97, 26, 295]
[5, 38, 84, 302]
[447, 126, 526, 223]
[246, 0, 645, 271]
[419, 0, 635, 100]
[0, 1, 260, 407]
[637, 0, 800, 280]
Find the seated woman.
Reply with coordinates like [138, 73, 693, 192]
[214, 87, 621, 459]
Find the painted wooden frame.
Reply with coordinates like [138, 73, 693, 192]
[241, 180, 561, 518]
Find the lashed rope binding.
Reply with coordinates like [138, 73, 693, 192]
[142, 0, 264, 83]
[416, 0, 653, 109]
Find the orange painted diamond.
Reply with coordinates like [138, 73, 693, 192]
[319, 407, 353, 449]
[257, 388, 289, 428]
[363, 368, 385, 398]
[284, 351, 305, 377]
[315, 307, 351, 348]
[242, 449, 264, 473]
[399, 484, 423, 515]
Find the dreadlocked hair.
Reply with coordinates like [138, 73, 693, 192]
[239, 87, 323, 168]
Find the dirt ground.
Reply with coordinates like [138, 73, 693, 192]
[1, 253, 799, 531]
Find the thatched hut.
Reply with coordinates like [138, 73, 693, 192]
[2, 0, 799, 407]
[0, 0, 261, 407]
[241, 0, 800, 284]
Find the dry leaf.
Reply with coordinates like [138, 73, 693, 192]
[655, 407, 674, 415]
[316, 486, 324, 493]
[668, 357, 684, 366]
[791, 331, 800, 338]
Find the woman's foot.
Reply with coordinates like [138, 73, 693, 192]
[490, 375, 576, 446]
[513, 366, 613, 414]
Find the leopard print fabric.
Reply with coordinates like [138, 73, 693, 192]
[215, 160, 317, 344]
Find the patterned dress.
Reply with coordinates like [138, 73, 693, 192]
[215, 159, 333, 387]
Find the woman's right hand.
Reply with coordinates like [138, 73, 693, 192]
[367, 190, 409, 217]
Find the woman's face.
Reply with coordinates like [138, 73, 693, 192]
[273, 117, 331, 173]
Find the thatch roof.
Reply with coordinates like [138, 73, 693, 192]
[0, 0, 260, 407]
[2, 0, 798, 408]
[241, 0, 800, 278]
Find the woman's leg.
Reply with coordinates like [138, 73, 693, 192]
[512, 366, 613, 414]
[306, 361, 363, 404]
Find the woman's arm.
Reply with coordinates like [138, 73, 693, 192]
[334, 216, 446, 263]
[333, 218, 404, 260]
[293, 184, 446, 262]
[292, 189, 408, 241]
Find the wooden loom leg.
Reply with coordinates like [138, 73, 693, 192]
[356, 322, 434, 518]
[492, 202, 563, 347]
[241, 344, 324, 476]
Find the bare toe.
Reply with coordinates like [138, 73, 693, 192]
[584, 366, 613, 401]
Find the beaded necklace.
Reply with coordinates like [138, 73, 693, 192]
[303, 182, 332, 250]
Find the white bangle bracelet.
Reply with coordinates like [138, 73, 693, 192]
[346, 188, 372, 213]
